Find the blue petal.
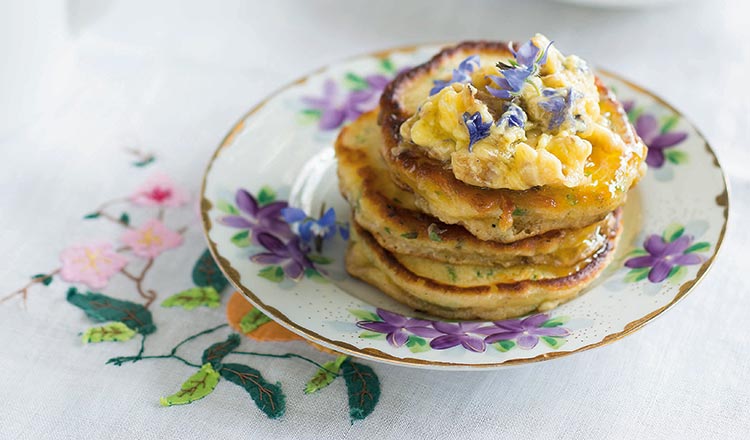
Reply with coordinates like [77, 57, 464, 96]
[513, 40, 539, 67]
[318, 207, 337, 227]
[339, 224, 350, 240]
[281, 207, 307, 223]
[430, 79, 449, 96]
[458, 55, 481, 73]
[298, 221, 314, 242]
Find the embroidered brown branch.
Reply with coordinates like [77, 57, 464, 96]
[0, 269, 60, 307]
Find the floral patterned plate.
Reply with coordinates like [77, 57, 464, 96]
[200, 45, 729, 369]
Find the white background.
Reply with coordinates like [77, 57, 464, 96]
[1, 1, 748, 438]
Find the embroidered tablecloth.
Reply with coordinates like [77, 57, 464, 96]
[2, 1, 748, 438]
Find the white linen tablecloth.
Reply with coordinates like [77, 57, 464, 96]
[1, 1, 748, 438]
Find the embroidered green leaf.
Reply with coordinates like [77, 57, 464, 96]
[119, 212, 130, 226]
[405, 336, 430, 353]
[400, 232, 418, 239]
[160, 363, 220, 406]
[258, 266, 284, 282]
[192, 249, 228, 293]
[541, 336, 566, 349]
[428, 223, 445, 242]
[341, 360, 380, 422]
[666, 150, 688, 165]
[380, 58, 395, 73]
[307, 254, 332, 264]
[257, 186, 277, 206]
[660, 114, 680, 134]
[220, 363, 286, 419]
[304, 355, 348, 394]
[663, 224, 684, 243]
[541, 316, 569, 328]
[624, 267, 650, 283]
[230, 230, 251, 247]
[349, 309, 380, 322]
[31, 273, 53, 286]
[668, 265, 688, 281]
[133, 156, 155, 167]
[359, 331, 386, 340]
[161, 287, 220, 310]
[685, 242, 710, 253]
[81, 322, 136, 343]
[215, 199, 239, 215]
[83, 212, 100, 219]
[66, 288, 156, 334]
[344, 72, 369, 90]
[239, 308, 272, 333]
[493, 340, 516, 352]
[202, 334, 241, 370]
[304, 268, 328, 283]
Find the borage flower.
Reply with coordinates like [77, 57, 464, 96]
[487, 39, 553, 99]
[634, 114, 688, 168]
[218, 189, 292, 245]
[281, 206, 348, 249]
[497, 102, 527, 129]
[251, 233, 313, 281]
[538, 87, 578, 130]
[356, 309, 441, 347]
[59, 243, 128, 289]
[463, 112, 492, 152]
[475, 313, 569, 350]
[625, 234, 703, 283]
[430, 55, 481, 95]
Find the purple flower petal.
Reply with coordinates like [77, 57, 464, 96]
[432, 321, 460, 335]
[365, 74, 390, 90]
[357, 321, 397, 334]
[408, 326, 444, 338]
[250, 252, 286, 265]
[650, 132, 687, 149]
[430, 334, 463, 350]
[283, 260, 305, 281]
[235, 189, 259, 216]
[516, 334, 540, 350]
[461, 335, 487, 353]
[664, 235, 692, 255]
[301, 96, 329, 109]
[636, 114, 658, 144]
[648, 259, 674, 283]
[621, 100, 635, 113]
[457, 322, 483, 332]
[218, 215, 253, 228]
[484, 331, 522, 344]
[646, 148, 666, 168]
[376, 308, 408, 327]
[530, 326, 570, 337]
[644, 234, 667, 257]
[672, 253, 703, 266]
[625, 255, 658, 269]
[319, 108, 346, 130]
[260, 201, 288, 217]
[520, 313, 550, 329]
[387, 329, 409, 347]
[492, 319, 525, 332]
[256, 233, 288, 255]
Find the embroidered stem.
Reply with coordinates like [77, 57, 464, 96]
[120, 259, 158, 308]
[230, 350, 336, 374]
[0, 268, 60, 307]
[89, 197, 132, 229]
[170, 324, 229, 355]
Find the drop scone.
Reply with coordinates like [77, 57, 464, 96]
[336, 35, 645, 320]
[379, 35, 646, 242]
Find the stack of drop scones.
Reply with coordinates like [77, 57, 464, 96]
[335, 35, 647, 320]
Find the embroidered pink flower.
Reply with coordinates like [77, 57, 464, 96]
[130, 173, 189, 207]
[59, 243, 128, 289]
[120, 219, 183, 259]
